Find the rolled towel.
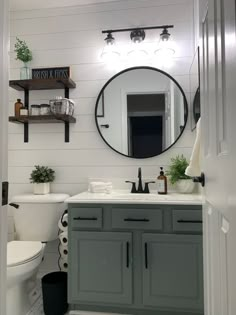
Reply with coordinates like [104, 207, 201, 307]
[58, 213, 68, 231]
[59, 243, 68, 259]
[58, 257, 68, 272]
[89, 181, 112, 194]
[59, 231, 68, 246]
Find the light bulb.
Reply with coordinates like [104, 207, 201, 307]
[100, 33, 120, 63]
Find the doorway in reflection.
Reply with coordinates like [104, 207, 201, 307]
[127, 93, 165, 158]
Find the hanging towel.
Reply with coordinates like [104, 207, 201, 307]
[185, 118, 201, 177]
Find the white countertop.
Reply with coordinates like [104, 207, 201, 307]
[65, 191, 203, 206]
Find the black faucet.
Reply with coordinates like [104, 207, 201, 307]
[126, 167, 155, 193]
[137, 167, 143, 193]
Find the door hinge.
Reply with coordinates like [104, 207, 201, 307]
[2, 181, 9, 206]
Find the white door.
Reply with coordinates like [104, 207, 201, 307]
[0, 0, 9, 314]
[201, 0, 236, 314]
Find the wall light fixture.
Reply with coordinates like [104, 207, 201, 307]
[101, 25, 175, 62]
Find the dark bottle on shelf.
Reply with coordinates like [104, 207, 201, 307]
[14, 99, 23, 117]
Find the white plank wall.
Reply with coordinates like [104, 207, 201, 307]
[8, 0, 196, 275]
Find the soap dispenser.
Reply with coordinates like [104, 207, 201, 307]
[157, 167, 167, 195]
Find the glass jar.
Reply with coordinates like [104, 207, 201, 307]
[30, 105, 40, 116]
[40, 104, 51, 115]
[20, 62, 32, 80]
[20, 107, 28, 116]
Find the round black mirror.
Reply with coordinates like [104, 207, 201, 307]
[95, 66, 188, 159]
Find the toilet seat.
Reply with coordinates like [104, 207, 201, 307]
[7, 241, 44, 267]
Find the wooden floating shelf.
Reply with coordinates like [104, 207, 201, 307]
[9, 78, 76, 91]
[9, 114, 76, 124]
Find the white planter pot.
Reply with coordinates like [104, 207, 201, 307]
[33, 183, 50, 195]
[175, 179, 195, 194]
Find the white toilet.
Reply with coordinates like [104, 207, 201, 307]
[7, 193, 69, 315]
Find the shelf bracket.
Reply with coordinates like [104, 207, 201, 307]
[65, 122, 69, 142]
[24, 122, 29, 142]
[24, 89, 29, 143]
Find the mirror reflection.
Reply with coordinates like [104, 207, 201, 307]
[190, 48, 201, 130]
[95, 67, 188, 158]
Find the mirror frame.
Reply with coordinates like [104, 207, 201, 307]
[95, 66, 188, 159]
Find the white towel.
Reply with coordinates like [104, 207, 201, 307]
[89, 181, 112, 194]
[185, 118, 201, 177]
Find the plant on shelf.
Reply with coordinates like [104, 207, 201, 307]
[14, 37, 33, 79]
[30, 165, 55, 195]
[166, 155, 195, 193]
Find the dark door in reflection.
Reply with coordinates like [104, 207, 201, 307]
[127, 93, 165, 158]
[129, 116, 163, 158]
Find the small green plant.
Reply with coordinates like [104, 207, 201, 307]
[166, 155, 191, 184]
[30, 165, 55, 183]
[14, 37, 33, 63]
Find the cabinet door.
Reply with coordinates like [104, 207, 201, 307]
[142, 234, 203, 311]
[69, 231, 132, 305]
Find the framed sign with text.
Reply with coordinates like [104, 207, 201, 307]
[32, 67, 70, 80]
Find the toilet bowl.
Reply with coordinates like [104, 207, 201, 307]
[7, 241, 45, 315]
[7, 193, 69, 315]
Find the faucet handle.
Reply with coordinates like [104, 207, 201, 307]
[125, 181, 137, 193]
[144, 181, 155, 194]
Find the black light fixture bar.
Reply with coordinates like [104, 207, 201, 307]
[102, 25, 174, 34]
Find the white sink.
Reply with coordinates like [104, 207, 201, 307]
[110, 193, 167, 201]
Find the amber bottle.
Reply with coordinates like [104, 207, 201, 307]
[157, 167, 167, 194]
[14, 99, 23, 117]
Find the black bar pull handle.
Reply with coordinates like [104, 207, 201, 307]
[126, 242, 130, 268]
[177, 220, 202, 224]
[145, 242, 148, 269]
[124, 218, 149, 222]
[100, 124, 109, 128]
[73, 217, 98, 221]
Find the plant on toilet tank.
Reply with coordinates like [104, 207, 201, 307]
[30, 165, 55, 194]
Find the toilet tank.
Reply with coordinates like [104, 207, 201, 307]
[11, 194, 70, 242]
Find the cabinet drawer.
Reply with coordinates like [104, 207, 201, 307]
[70, 208, 102, 229]
[172, 210, 202, 233]
[112, 208, 163, 230]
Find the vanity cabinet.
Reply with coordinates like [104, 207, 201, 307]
[68, 203, 203, 315]
[142, 233, 203, 310]
[70, 231, 132, 304]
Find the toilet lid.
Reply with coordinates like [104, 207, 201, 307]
[7, 241, 44, 267]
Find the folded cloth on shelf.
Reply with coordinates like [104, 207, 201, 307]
[89, 181, 112, 194]
[185, 118, 201, 177]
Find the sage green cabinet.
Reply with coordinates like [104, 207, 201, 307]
[68, 204, 203, 315]
[69, 231, 132, 305]
[142, 234, 203, 311]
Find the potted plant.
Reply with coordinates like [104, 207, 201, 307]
[166, 155, 195, 193]
[30, 165, 55, 194]
[14, 37, 33, 79]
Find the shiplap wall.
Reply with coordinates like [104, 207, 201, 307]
[9, 0, 196, 276]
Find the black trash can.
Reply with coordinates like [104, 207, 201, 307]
[42, 271, 68, 315]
